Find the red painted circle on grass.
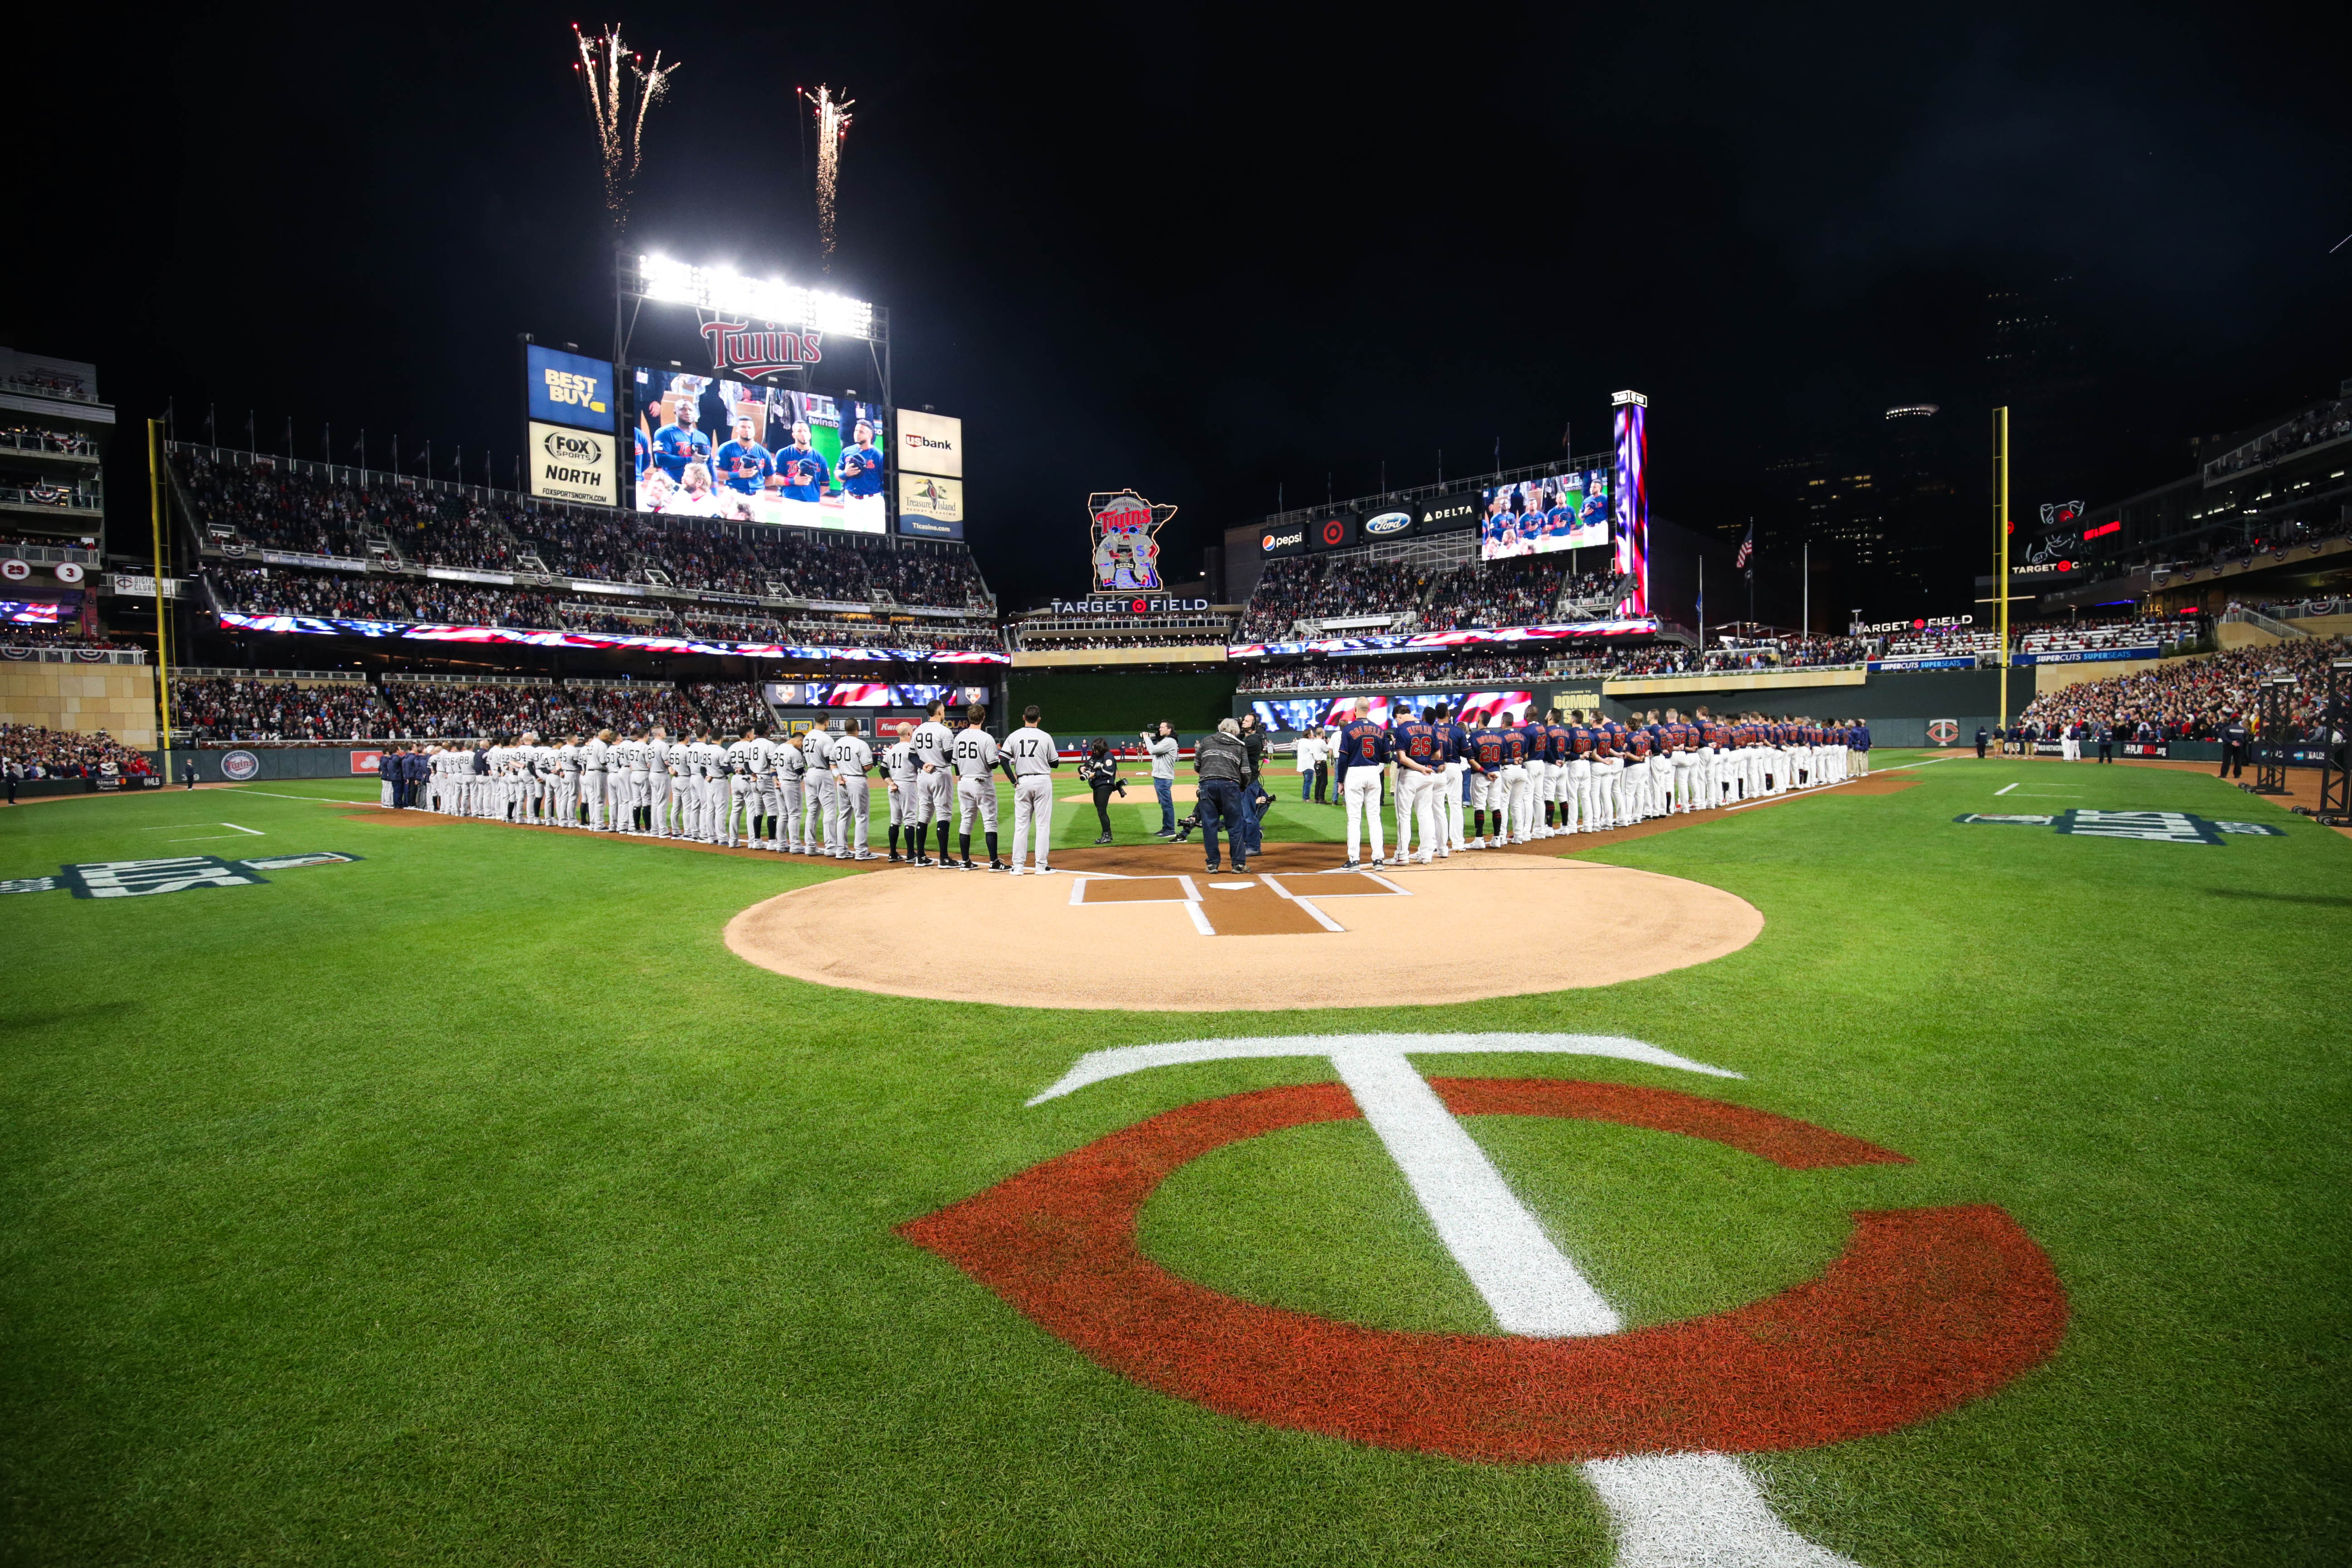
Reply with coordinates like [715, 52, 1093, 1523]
[899, 1079, 2068, 1463]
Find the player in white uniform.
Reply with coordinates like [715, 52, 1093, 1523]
[579, 730, 612, 830]
[643, 727, 672, 838]
[908, 701, 959, 867]
[949, 705, 1004, 870]
[1002, 705, 1059, 874]
[720, 727, 760, 847]
[799, 723, 836, 856]
[882, 722, 922, 862]
[551, 735, 579, 825]
[830, 719, 877, 859]
[767, 728, 805, 852]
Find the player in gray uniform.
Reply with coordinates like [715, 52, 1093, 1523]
[830, 719, 877, 859]
[882, 721, 921, 862]
[770, 727, 808, 852]
[696, 729, 726, 842]
[746, 725, 781, 848]
[643, 727, 672, 839]
[532, 734, 563, 822]
[578, 730, 610, 830]
[720, 727, 760, 848]
[1002, 705, 1059, 875]
[908, 701, 959, 867]
[554, 735, 582, 826]
[950, 704, 1004, 870]
[799, 723, 836, 856]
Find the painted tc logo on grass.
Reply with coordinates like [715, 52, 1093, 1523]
[901, 1034, 2067, 1568]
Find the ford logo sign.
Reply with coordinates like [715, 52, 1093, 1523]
[1365, 510, 1411, 536]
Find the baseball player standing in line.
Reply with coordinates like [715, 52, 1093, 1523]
[1390, 705, 1441, 863]
[721, 726, 759, 847]
[742, 724, 777, 849]
[554, 733, 582, 825]
[1497, 713, 1532, 844]
[950, 704, 1004, 870]
[830, 719, 876, 859]
[644, 726, 673, 839]
[1003, 705, 1059, 874]
[882, 721, 920, 861]
[1464, 716, 1505, 848]
[580, 729, 610, 829]
[1429, 702, 1467, 853]
[768, 726, 806, 851]
[800, 721, 835, 856]
[1333, 697, 1392, 868]
[909, 701, 959, 866]
[1563, 710, 1593, 833]
[1388, 705, 1435, 862]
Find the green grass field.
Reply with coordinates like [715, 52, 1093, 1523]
[3, 756, 2347, 1565]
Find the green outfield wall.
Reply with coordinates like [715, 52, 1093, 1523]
[1013, 667, 1237, 738]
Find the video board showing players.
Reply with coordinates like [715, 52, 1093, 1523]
[633, 368, 886, 533]
[764, 681, 989, 708]
[1248, 691, 1534, 732]
[1478, 470, 1610, 561]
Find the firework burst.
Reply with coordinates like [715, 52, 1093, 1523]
[573, 24, 680, 236]
[802, 85, 854, 263]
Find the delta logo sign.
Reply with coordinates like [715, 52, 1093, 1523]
[700, 318, 824, 379]
[902, 1034, 2066, 1562]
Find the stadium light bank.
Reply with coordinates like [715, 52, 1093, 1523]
[635, 254, 876, 340]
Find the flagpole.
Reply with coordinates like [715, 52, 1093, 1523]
[1697, 553, 1705, 652]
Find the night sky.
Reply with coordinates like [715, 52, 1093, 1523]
[10, 4, 2347, 619]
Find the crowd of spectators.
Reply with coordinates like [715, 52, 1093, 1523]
[1017, 629, 1230, 650]
[1236, 556, 1428, 640]
[0, 722, 146, 779]
[0, 622, 129, 651]
[172, 677, 402, 742]
[1236, 652, 1559, 692]
[690, 681, 771, 735]
[2202, 397, 2352, 479]
[1417, 560, 1581, 632]
[1, 423, 98, 456]
[167, 674, 769, 743]
[2256, 597, 2352, 621]
[2019, 637, 2349, 740]
[1238, 554, 1611, 641]
[175, 450, 994, 609]
[0, 528, 99, 554]
[214, 565, 1003, 651]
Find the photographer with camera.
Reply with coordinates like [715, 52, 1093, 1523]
[1080, 737, 1125, 844]
[1142, 721, 1180, 837]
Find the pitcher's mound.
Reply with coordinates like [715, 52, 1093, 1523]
[725, 852, 1761, 1010]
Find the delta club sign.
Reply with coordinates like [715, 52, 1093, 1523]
[903, 1033, 2065, 1563]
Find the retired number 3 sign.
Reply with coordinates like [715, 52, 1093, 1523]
[902, 1033, 2067, 1568]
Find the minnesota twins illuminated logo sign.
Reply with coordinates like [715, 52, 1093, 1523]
[1089, 490, 1175, 592]
[699, 318, 824, 380]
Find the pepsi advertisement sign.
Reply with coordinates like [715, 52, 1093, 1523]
[524, 343, 615, 432]
[1261, 525, 1306, 559]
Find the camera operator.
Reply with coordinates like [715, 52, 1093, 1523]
[1142, 720, 1180, 837]
[1191, 718, 1253, 874]
[1080, 737, 1125, 843]
[1237, 712, 1270, 860]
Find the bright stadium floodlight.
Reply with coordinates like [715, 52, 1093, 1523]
[633, 254, 876, 340]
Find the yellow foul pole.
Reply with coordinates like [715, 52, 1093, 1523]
[148, 419, 172, 771]
[1994, 406, 2010, 730]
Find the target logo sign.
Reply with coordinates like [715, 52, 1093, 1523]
[904, 1035, 2065, 1561]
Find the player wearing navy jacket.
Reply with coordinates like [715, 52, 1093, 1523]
[1852, 719, 1872, 777]
[650, 400, 711, 483]
[774, 421, 832, 522]
[1564, 712, 1595, 833]
[1333, 698, 1392, 867]
[1388, 707, 1441, 864]
[714, 416, 774, 496]
[1432, 704, 1470, 854]
[839, 417, 886, 533]
[1465, 719, 1507, 848]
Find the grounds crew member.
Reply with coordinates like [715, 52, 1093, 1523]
[2219, 711, 2252, 778]
[1975, 725, 1989, 759]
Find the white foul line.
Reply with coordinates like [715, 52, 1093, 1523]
[1994, 783, 2019, 796]
[217, 822, 265, 835]
[1328, 1047, 1621, 1337]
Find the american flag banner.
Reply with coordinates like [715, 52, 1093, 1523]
[1735, 524, 1754, 571]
